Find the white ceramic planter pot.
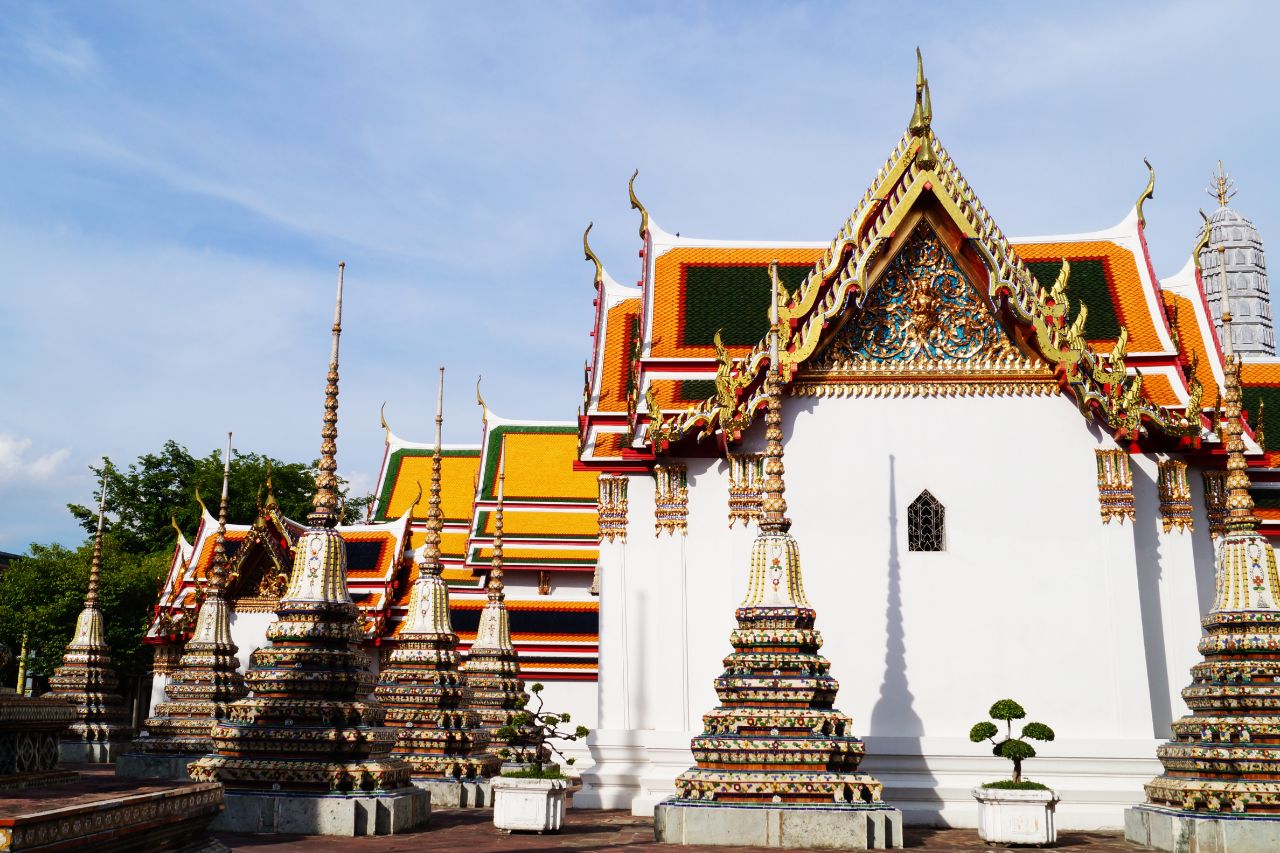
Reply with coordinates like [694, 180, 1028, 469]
[972, 785, 1059, 845]
[491, 776, 570, 833]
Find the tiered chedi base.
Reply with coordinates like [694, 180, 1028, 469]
[120, 604, 248, 779]
[375, 631, 500, 781]
[672, 604, 883, 806]
[464, 598, 550, 767]
[44, 608, 133, 763]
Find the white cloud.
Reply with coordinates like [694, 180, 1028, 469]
[0, 435, 70, 483]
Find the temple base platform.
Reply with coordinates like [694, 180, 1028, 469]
[115, 751, 200, 781]
[654, 800, 903, 849]
[0, 765, 223, 852]
[212, 786, 430, 836]
[1125, 805, 1280, 853]
[413, 778, 490, 807]
[58, 740, 126, 764]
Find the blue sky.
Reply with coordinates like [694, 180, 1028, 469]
[2, 1, 1277, 549]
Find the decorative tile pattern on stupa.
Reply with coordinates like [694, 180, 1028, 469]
[1096, 449, 1135, 524]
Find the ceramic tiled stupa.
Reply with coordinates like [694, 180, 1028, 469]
[375, 368, 500, 804]
[655, 275, 901, 849]
[44, 474, 134, 763]
[1127, 312, 1280, 850]
[462, 437, 548, 767]
[189, 265, 428, 836]
[118, 432, 248, 779]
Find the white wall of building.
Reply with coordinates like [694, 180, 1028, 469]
[579, 391, 1216, 829]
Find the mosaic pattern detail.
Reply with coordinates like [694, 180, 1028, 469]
[128, 446, 247, 757]
[1095, 449, 1135, 524]
[727, 454, 764, 528]
[1158, 459, 1195, 534]
[825, 223, 1014, 364]
[463, 463, 548, 767]
[190, 273, 414, 794]
[375, 412, 501, 783]
[43, 483, 133, 753]
[598, 475, 629, 543]
[0, 692, 75, 777]
[1204, 471, 1229, 538]
[672, 370, 883, 808]
[1144, 337, 1280, 814]
[654, 464, 689, 536]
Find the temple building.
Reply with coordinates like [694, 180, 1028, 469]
[571, 54, 1280, 830]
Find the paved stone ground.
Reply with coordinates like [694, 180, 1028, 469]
[0, 763, 192, 815]
[215, 808, 1157, 851]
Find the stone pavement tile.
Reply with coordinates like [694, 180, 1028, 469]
[215, 808, 1158, 852]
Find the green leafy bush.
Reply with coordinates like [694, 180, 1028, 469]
[497, 682, 592, 777]
[970, 699, 1055, 785]
[982, 780, 1050, 790]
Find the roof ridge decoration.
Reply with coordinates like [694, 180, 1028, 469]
[1136, 158, 1156, 228]
[629, 170, 649, 240]
[646, 50, 1199, 449]
[584, 222, 603, 287]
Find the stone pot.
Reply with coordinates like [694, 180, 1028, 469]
[492, 776, 571, 833]
[972, 785, 1059, 845]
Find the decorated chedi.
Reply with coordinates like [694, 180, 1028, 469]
[375, 368, 500, 803]
[1127, 311, 1280, 850]
[45, 471, 134, 763]
[655, 266, 901, 849]
[118, 432, 248, 779]
[189, 264, 428, 836]
[463, 437, 548, 767]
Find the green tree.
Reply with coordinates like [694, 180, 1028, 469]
[969, 699, 1055, 785]
[67, 440, 372, 554]
[0, 537, 167, 682]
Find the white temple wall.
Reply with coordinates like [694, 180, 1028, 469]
[582, 391, 1219, 829]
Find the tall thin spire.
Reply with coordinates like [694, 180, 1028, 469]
[488, 439, 507, 603]
[1208, 160, 1238, 208]
[86, 467, 108, 607]
[761, 263, 789, 535]
[210, 432, 232, 593]
[422, 366, 446, 572]
[1220, 312, 1258, 531]
[311, 261, 344, 526]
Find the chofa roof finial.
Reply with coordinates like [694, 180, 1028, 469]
[629, 170, 650, 241]
[909, 48, 937, 170]
[584, 222, 604, 287]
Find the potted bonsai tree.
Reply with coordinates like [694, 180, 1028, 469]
[491, 683, 590, 833]
[969, 699, 1058, 845]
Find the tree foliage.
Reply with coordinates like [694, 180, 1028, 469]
[971, 699, 1055, 784]
[496, 682, 591, 776]
[67, 440, 372, 555]
[0, 538, 167, 681]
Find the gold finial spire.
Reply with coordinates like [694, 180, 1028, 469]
[909, 48, 937, 169]
[1194, 209, 1212, 271]
[628, 169, 650, 241]
[310, 262, 345, 527]
[380, 401, 391, 441]
[1136, 158, 1156, 228]
[194, 485, 207, 518]
[170, 514, 184, 542]
[1220, 311, 1258, 531]
[487, 438, 507, 602]
[760, 264, 790, 534]
[584, 222, 603, 286]
[86, 466, 109, 608]
[1208, 160, 1238, 208]
[210, 433, 232, 593]
[422, 367, 446, 575]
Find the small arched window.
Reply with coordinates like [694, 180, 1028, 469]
[907, 490, 945, 552]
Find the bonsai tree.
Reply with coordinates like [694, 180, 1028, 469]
[969, 699, 1055, 788]
[496, 683, 590, 778]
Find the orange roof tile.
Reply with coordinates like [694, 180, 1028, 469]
[598, 298, 641, 412]
[1015, 240, 1164, 354]
[378, 449, 480, 523]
